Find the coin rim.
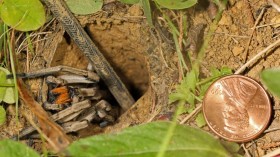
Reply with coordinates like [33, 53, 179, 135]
[202, 75, 271, 142]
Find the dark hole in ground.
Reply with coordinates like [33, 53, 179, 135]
[52, 32, 149, 102]
[49, 25, 150, 137]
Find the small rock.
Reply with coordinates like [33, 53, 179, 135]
[232, 46, 244, 56]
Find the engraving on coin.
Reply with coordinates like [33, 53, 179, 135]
[203, 75, 271, 142]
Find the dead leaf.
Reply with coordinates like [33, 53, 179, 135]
[17, 79, 71, 152]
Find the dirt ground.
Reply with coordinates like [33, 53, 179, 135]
[1, 0, 280, 156]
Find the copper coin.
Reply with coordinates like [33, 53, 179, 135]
[203, 75, 271, 142]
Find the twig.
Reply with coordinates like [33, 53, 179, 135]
[263, 148, 280, 157]
[242, 144, 252, 157]
[214, 32, 249, 38]
[234, 37, 280, 74]
[269, 0, 280, 12]
[264, 127, 280, 133]
[153, 28, 169, 68]
[256, 22, 280, 28]
[179, 103, 202, 124]
[243, 7, 266, 62]
[23, 112, 56, 150]
[147, 106, 162, 123]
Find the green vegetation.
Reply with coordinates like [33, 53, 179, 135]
[0, 67, 16, 104]
[0, 0, 243, 156]
[0, 0, 45, 31]
[261, 68, 280, 98]
[0, 121, 240, 157]
[0, 140, 40, 157]
[66, 0, 103, 15]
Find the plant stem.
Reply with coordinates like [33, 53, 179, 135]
[6, 26, 19, 123]
[192, 0, 228, 76]
[156, 102, 184, 157]
[0, 83, 15, 87]
[235, 37, 280, 74]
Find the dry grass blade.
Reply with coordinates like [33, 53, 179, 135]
[243, 7, 266, 62]
[179, 103, 202, 124]
[269, 0, 280, 12]
[17, 79, 71, 153]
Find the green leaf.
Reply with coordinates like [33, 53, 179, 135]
[140, 0, 153, 27]
[0, 139, 40, 157]
[220, 67, 232, 75]
[0, 22, 4, 52]
[199, 81, 212, 99]
[66, 0, 103, 15]
[0, 67, 15, 104]
[67, 122, 231, 157]
[169, 70, 197, 106]
[0, 69, 7, 101]
[119, 0, 140, 4]
[154, 0, 197, 10]
[0, 0, 45, 31]
[261, 68, 280, 98]
[0, 106, 6, 125]
[187, 70, 197, 92]
[198, 67, 232, 99]
[195, 112, 206, 127]
[220, 140, 241, 157]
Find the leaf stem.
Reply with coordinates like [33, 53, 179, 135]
[156, 102, 184, 157]
[0, 83, 15, 87]
[6, 26, 19, 123]
[192, 0, 228, 76]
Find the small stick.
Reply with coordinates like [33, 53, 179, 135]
[234, 37, 280, 74]
[243, 7, 266, 62]
[179, 103, 202, 124]
[269, 0, 280, 12]
[241, 144, 252, 157]
[7, 65, 100, 82]
[256, 22, 280, 28]
[264, 127, 280, 133]
[24, 112, 57, 150]
[263, 148, 280, 157]
[214, 32, 249, 38]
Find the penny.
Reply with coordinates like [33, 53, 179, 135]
[203, 75, 271, 142]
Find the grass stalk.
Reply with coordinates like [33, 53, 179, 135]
[156, 101, 184, 157]
[5, 25, 19, 123]
[192, 0, 228, 75]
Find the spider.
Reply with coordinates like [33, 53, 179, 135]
[11, 65, 120, 139]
